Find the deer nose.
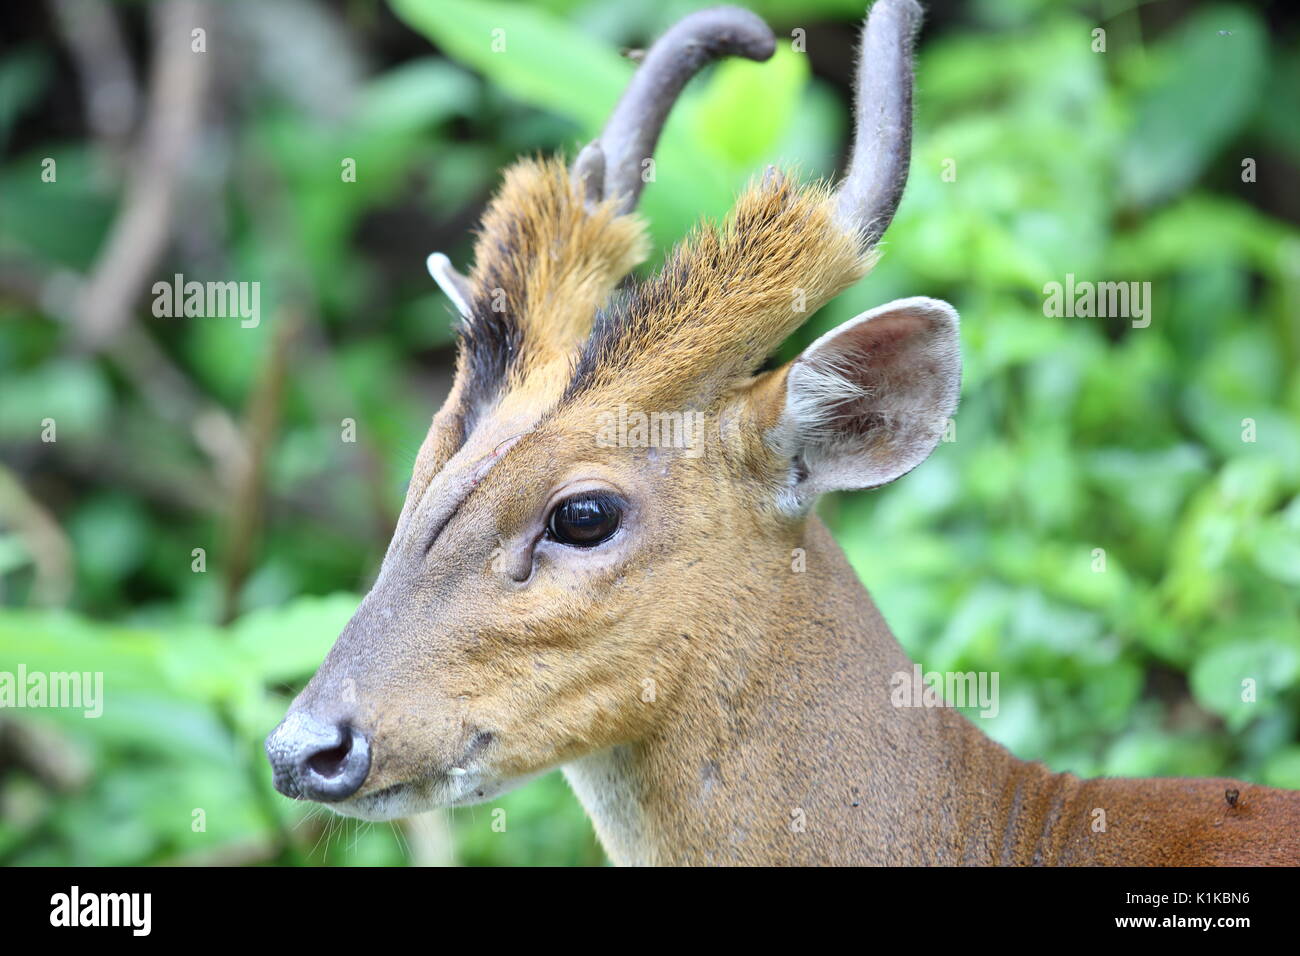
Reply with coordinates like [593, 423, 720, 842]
[265, 711, 371, 802]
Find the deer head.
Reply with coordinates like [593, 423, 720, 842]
[266, 0, 957, 824]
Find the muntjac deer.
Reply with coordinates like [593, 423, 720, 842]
[266, 0, 1300, 865]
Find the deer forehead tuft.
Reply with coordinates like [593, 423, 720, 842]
[458, 157, 650, 428]
[560, 173, 874, 414]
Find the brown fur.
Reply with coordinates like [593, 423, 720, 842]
[565, 174, 871, 412]
[467, 157, 648, 375]
[294, 341, 1300, 863]
[280, 85, 1299, 869]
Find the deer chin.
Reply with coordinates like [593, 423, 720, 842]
[326, 767, 547, 822]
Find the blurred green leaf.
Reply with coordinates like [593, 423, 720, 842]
[1191, 640, 1300, 730]
[390, 0, 628, 131]
[357, 58, 479, 135]
[231, 592, 360, 684]
[1122, 6, 1267, 205]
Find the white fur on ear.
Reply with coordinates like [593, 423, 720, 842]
[426, 252, 473, 319]
[772, 295, 960, 510]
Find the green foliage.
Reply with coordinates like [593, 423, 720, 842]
[1, 0, 1297, 865]
[1121, 5, 1266, 205]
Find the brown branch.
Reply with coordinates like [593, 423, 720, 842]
[47, 0, 250, 482]
[220, 312, 300, 625]
[74, 0, 211, 347]
[45, 436, 226, 514]
[236, 158, 401, 553]
[1, 257, 251, 494]
[0, 717, 91, 792]
[0, 464, 74, 606]
[106, 324, 249, 489]
[48, 0, 138, 158]
[11, 437, 376, 541]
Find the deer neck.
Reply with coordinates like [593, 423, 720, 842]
[563, 516, 1300, 866]
[563, 515, 1030, 865]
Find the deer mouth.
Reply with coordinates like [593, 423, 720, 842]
[321, 731, 538, 820]
[327, 765, 545, 820]
[331, 781, 416, 821]
[324, 775, 457, 821]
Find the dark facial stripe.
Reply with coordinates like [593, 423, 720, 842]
[561, 251, 694, 405]
[459, 238, 529, 434]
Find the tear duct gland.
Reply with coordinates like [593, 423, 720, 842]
[265, 0, 1300, 865]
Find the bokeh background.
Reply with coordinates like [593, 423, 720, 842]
[1, 0, 1298, 866]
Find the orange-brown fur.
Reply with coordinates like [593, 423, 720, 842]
[565, 174, 871, 411]
[284, 67, 1299, 868]
[306, 286, 1300, 863]
[469, 157, 648, 372]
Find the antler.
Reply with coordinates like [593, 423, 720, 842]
[572, 6, 775, 213]
[834, 0, 920, 245]
[431, 6, 775, 314]
[560, 0, 923, 412]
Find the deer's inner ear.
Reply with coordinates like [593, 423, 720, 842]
[756, 296, 960, 510]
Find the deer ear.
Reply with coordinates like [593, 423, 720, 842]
[768, 296, 959, 507]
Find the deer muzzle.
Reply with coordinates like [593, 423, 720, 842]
[265, 709, 372, 802]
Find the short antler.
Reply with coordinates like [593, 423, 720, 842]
[834, 0, 920, 245]
[432, 7, 773, 315]
[573, 6, 776, 213]
[560, 0, 925, 411]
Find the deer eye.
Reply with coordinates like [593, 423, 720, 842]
[546, 493, 621, 547]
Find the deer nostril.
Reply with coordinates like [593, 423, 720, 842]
[307, 737, 353, 779]
[267, 713, 371, 801]
[297, 723, 371, 802]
